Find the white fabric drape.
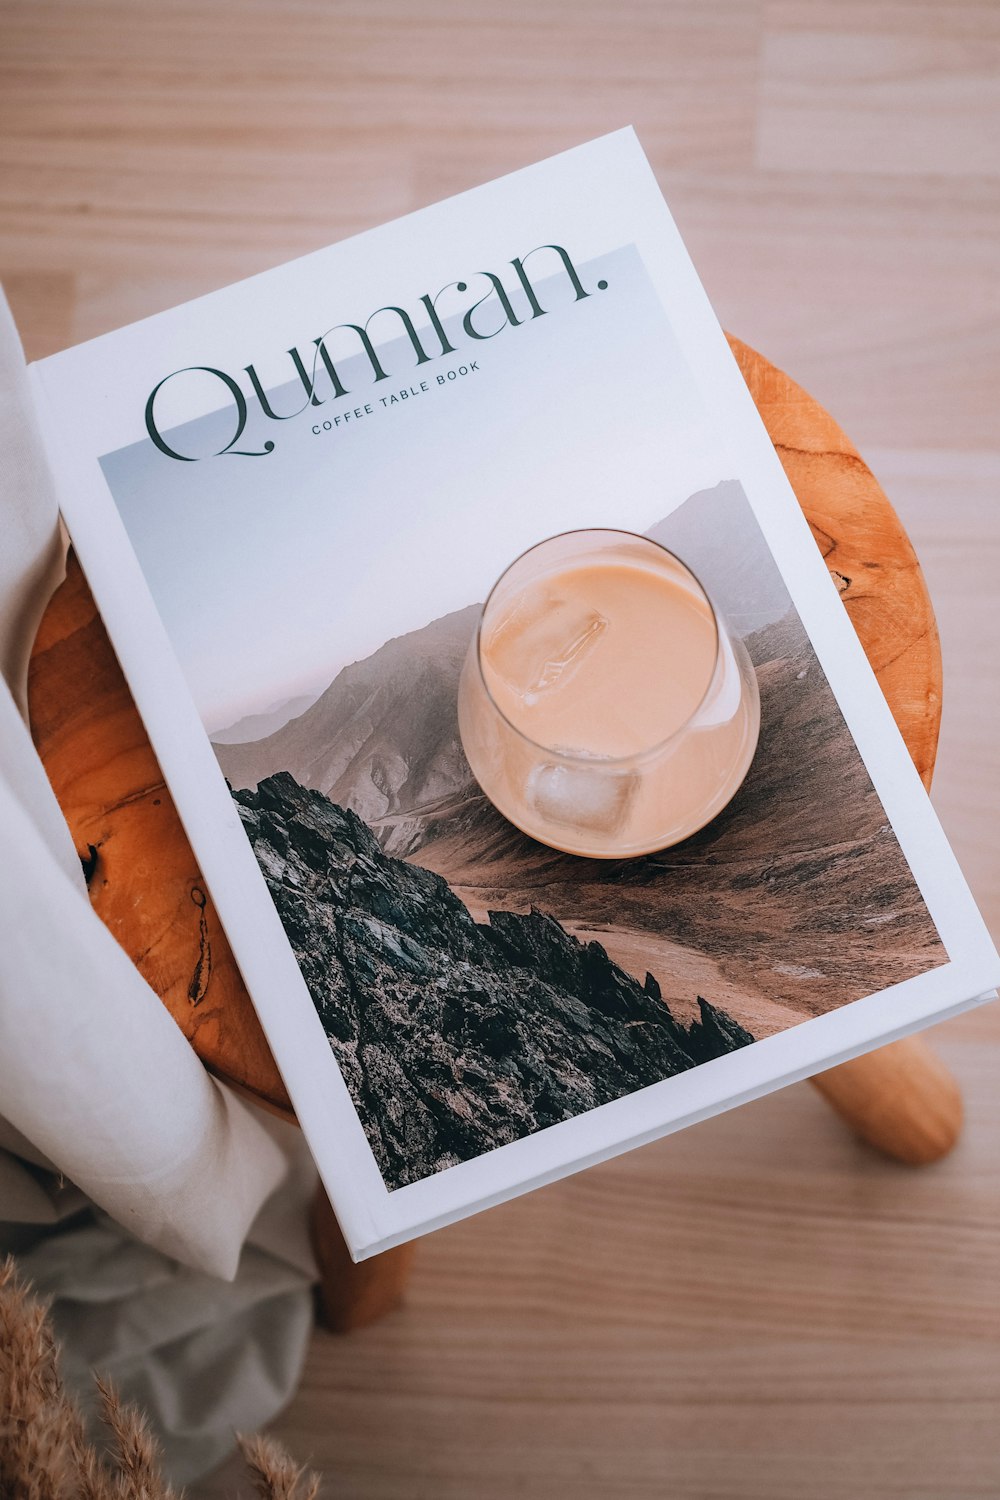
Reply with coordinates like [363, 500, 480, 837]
[0, 287, 318, 1483]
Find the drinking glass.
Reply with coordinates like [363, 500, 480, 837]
[457, 529, 760, 858]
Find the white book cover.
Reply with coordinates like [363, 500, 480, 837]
[28, 130, 999, 1259]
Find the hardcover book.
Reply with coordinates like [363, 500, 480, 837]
[28, 130, 999, 1259]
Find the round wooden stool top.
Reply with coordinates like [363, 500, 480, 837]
[26, 338, 943, 1125]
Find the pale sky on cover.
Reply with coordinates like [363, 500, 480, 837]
[101, 246, 730, 731]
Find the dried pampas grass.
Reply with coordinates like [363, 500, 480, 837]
[0, 1256, 323, 1500]
[237, 1435, 321, 1500]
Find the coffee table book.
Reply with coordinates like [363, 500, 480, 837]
[25, 131, 1000, 1260]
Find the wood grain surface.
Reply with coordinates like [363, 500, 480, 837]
[29, 554, 289, 1113]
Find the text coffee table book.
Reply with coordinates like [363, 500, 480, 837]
[30, 131, 999, 1259]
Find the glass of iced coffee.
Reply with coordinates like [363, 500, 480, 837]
[458, 529, 760, 858]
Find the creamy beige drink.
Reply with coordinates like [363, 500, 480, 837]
[458, 530, 760, 858]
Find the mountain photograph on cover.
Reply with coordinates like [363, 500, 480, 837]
[212, 479, 947, 1190]
[96, 239, 947, 1190]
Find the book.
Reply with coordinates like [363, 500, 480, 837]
[28, 129, 999, 1260]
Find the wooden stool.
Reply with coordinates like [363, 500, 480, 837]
[26, 338, 962, 1332]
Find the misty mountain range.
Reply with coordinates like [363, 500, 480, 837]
[214, 480, 787, 827]
[211, 692, 317, 745]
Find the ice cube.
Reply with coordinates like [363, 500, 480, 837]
[525, 755, 637, 835]
[485, 593, 607, 704]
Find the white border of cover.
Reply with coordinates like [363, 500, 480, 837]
[29, 130, 999, 1258]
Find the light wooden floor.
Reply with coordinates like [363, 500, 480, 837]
[2, 3, 999, 1496]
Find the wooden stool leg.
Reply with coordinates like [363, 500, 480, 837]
[809, 1036, 963, 1165]
[310, 1184, 416, 1332]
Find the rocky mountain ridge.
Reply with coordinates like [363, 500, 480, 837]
[234, 772, 754, 1189]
